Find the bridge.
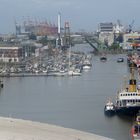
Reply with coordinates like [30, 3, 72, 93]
[81, 34, 107, 54]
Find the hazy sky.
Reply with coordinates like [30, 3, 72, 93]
[0, 0, 139, 33]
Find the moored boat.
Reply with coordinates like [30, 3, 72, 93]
[104, 99, 116, 115]
[117, 58, 124, 63]
[131, 112, 140, 140]
[82, 59, 92, 70]
[115, 64, 140, 115]
[100, 54, 107, 62]
[0, 79, 3, 88]
[68, 70, 81, 76]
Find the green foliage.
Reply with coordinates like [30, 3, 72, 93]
[110, 43, 120, 50]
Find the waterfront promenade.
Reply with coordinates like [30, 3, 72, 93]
[0, 117, 113, 140]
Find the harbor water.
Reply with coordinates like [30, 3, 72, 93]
[0, 44, 134, 140]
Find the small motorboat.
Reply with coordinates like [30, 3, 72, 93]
[131, 112, 140, 140]
[0, 79, 3, 88]
[104, 100, 115, 115]
[117, 58, 124, 63]
[100, 56, 107, 62]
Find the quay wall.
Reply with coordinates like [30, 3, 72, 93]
[0, 117, 113, 140]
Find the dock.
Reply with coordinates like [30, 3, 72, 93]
[0, 117, 113, 140]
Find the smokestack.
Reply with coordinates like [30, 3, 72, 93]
[58, 12, 61, 35]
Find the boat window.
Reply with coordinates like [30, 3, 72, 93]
[133, 93, 135, 96]
[131, 94, 132, 96]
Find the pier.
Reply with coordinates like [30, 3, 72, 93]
[0, 117, 113, 140]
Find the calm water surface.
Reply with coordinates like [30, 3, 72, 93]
[0, 44, 134, 140]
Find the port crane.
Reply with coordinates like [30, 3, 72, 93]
[128, 20, 134, 33]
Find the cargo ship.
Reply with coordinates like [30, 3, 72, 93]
[115, 64, 140, 115]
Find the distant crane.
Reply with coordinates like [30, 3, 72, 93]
[117, 19, 122, 27]
[128, 20, 135, 33]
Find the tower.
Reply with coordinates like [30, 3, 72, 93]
[57, 13, 61, 46]
[64, 22, 71, 47]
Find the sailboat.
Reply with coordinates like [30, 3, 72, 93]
[67, 45, 81, 76]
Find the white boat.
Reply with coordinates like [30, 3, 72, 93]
[82, 59, 92, 70]
[42, 69, 48, 73]
[82, 64, 91, 70]
[104, 100, 115, 115]
[117, 58, 124, 63]
[68, 69, 81, 76]
[50, 69, 67, 76]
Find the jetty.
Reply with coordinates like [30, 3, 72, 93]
[0, 117, 113, 140]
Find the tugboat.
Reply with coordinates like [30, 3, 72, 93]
[115, 64, 140, 115]
[0, 79, 3, 88]
[104, 99, 116, 116]
[131, 112, 140, 140]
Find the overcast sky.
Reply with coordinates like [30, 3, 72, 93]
[0, 0, 139, 33]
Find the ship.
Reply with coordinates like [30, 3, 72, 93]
[117, 58, 124, 63]
[131, 112, 140, 140]
[115, 64, 140, 115]
[104, 99, 116, 116]
[100, 53, 107, 62]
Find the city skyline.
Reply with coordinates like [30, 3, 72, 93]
[0, 0, 139, 33]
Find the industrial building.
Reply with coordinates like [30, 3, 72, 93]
[0, 45, 22, 62]
[98, 23, 114, 33]
[123, 32, 140, 49]
[98, 22, 114, 46]
[15, 19, 58, 36]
